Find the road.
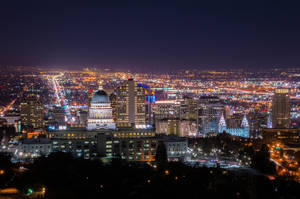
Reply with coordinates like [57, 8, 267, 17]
[221, 87, 300, 99]
[50, 73, 73, 124]
[0, 83, 34, 116]
[0, 98, 17, 115]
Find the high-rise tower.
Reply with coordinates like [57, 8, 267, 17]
[116, 79, 146, 128]
[272, 88, 290, 128]
[197, 96, 224, 135]
[20, 94, 44, 130]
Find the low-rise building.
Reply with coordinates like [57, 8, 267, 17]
[163, 135, 188, 161]
[97, 129, 157, 161]
[18, 138, 52, 159]
[48, 128, 99, 159]
[155, 119, 197, 137]
[262, 128, 299, 144]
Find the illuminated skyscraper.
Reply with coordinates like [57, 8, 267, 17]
[20, 94, 44, 129]
[197, 96, 224, 135]
[116, 79, 146, 128]
[109, 92, 117, 122]
[272, 88, 290, 128]
[180, 96, 197, 121]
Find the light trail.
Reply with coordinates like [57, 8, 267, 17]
[221, 87, 300, 99]
[50, 73, 73, 124]
[0, 83, 34, 116]
[0, 98, 17, 116]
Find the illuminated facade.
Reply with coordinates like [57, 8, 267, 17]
[218, 114, 250, 138]
[153, 100, 180, 120]
[98, 129, 157, 161]
[97, 131, 187, 162]
[263, 128, 299, 144]
[155, 119, 197, 137]
[180, 97, 197, 120]
[18, 138, 52, 159]
[164, 136, 188, 161]
[86, 89, 116, 130]
[116, 79, 146, 128]
[197, 96, 224, 135]
[272, 88, 290, 128]
[49, 129, 99, 159]
[20, 94, 44, 129]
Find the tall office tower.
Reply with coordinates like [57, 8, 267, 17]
[109, 93, 117, 122]
[180, 96, 197, 121]
[272, 88, 290, 128]
[86, 88, 116, 130]
[144, 86, 155, 126]
[116, 79, 146, 128]
[20, 94, 44, 129]
[197, 96, 224, 135]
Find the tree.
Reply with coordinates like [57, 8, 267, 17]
[0, 152, 12, 169]
[294, 151, 300, 164]
[155, 140, 167, 166]
[251, 144, 276, 174]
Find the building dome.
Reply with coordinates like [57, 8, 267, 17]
[87, 89, 116, 130]
[91, 90, 109, 103]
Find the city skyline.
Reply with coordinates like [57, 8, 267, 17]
[0, 64, 300, 198]
[1, 1, 300, 198]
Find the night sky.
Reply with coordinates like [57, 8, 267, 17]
[1, 0, 300, 71]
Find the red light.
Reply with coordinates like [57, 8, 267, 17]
[89, 90, 94, 93]
[292, 123, 297, 125]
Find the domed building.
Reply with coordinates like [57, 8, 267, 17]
[86, 89, 116, 130]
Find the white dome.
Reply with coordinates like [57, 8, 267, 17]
[91, 90, 109, 103]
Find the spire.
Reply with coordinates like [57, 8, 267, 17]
[267, 113, 272, 128]
[241, 114, 249, 128]
[218, 113, 226, 133]
[219, 113, 226, 127]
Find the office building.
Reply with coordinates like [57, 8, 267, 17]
[152, 100, 180, 120]
[109, 92, 117, 122]
[20, 94, 44, 130]
[18, 138, 52, 159]
[116, 79, 146, 128]
[197, 96, 224, 135]
[97, 131, 187, 162]
[180, 96, 197, 121]
[272, 88, 290, 128]
[97, 129, 157, 161]
[163, 136, 188, 161]
[262, 128, 299, 144]
[49, 128, 99, 159]
[155, 119, 197, 137]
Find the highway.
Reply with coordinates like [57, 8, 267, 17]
[221, 87, 300, 99]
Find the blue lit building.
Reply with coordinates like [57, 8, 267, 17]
[218, 114, 250, 138]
